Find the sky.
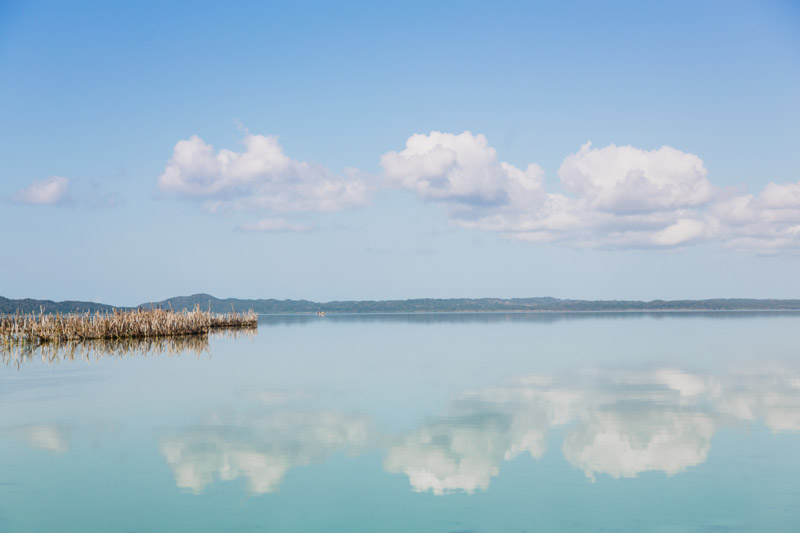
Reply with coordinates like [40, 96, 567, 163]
[1, 0, 799, 306]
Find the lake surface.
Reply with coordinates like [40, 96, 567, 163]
[1, 312, 799, 532]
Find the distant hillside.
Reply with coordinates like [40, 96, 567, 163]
[141, 293, 800, 314]
[4, 293, 800, 315]
[0, 295, 120, 314]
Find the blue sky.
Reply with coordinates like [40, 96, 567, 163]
[1, 0, 799, 305]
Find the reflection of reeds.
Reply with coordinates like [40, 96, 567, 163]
[1, 323, 258, 368]
[1, 335, 211, 367]
[0, 307, 257, 367]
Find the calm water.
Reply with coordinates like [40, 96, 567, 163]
[1, 312, 799, 532]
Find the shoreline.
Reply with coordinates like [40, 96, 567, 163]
[254, 308, 800, 316]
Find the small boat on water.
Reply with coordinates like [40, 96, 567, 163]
[316, 311, 325, 316]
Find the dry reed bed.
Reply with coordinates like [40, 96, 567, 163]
[0, 307, 258, 346]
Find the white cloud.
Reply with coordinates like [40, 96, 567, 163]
[381, 134, 718, 248]
[157, 129, 800, 251]
[381, 132, 800, 250]
[12, 176, 71, 205]
[380, 131, 545, 209]
[558, 142, 713, 213]
[238, 218, 315, 233]
[711, 180, 800, 252]
[760, 180, 800, 209]
[158, 133, 371, 216]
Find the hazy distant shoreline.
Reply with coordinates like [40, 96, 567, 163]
[3, 293, 800, 315]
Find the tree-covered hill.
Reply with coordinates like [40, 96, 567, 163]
[4, 293, 800, 315]
[0, 295, 120, 314]
[139, 293, 800, 314]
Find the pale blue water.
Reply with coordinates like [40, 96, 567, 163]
[1, 312, 799, 532]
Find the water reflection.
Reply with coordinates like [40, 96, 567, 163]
[151, 365, 800, 496]
[159, 407, 373, 495]
[6, 423, 72, 453]
[0, 329, 254, 368]
[386, 366, 800, 493]
[6, 347, 799, 496]
[383, 394, 554, 494]
[3, 420, 117, 454]
[712, 367, 800, 432]
[563, 408, 715, 481]
[258, 310, 800, 327]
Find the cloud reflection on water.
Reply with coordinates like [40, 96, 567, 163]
[7, 424, 72, 453]
[152, 365, 800, 496]
[383, 392, 555, 495]
[387, 366, 800, 493]
[562, 408, 715, 481]
[159, 408, 373, 495]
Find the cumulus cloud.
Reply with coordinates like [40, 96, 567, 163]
[158, 133, 371, 217]
[381, 131, 545, 209]
[711, 180, 800, 252]
[12, 176, 71, 205]
[559, 142, 713, 213]
[157, 129, 800, 251]
[380, 132, 800, 250]
[382, 135, 721, 248]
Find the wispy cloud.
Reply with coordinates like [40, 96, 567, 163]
[9, 176, 122, 209]
[12, 176, 71, 206]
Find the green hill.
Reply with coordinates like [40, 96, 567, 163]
[4, 293, 800, 315]
[0, 295, 120, 314]
[140, 293, 800, 314]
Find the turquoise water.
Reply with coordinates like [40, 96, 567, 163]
[1, 313, 799, 531]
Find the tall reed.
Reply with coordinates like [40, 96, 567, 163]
[0, 306, 257, 347]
